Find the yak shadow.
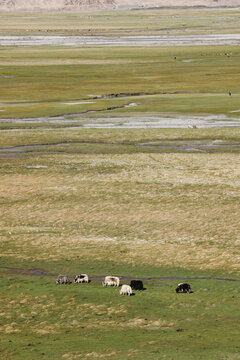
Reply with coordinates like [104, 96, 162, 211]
[131, 287, 147, 291]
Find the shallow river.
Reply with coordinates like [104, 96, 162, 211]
[0, 34, 240, 46]
[1, 114, 240, 128]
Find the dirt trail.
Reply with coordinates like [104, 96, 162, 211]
[1, 266, 240, 283]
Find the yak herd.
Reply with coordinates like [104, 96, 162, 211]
[56, 274, 192, 295]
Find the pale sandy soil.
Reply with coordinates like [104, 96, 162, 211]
[118, 0, 240, 9]
[1, 114, 240, 128]
[78, 115, 240, 128]
[0, 34, 240, 46]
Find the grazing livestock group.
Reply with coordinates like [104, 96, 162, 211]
[56, 274, 140, 296]
[56, 274, 193, 296]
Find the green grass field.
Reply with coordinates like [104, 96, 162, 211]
[1, 273, 240, 360]
[0, 45, 240, 121]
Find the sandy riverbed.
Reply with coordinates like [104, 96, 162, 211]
[0, 34, 240, 46]
[1, 114, 240, 128]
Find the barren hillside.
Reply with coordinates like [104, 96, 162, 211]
[0, 0, 239, 10]
[0, 0, 116, 11]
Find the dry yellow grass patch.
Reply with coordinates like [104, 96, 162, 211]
[1, 152, 240, 273]
[0, 294, 132, 336]
[79, 303, 127, 316]
[62, 351, 118, 359]
[80, 317, 176, 330]
[0, 58, 133, 66]
[125, 318, 176, 329]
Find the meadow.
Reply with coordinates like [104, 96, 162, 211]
[1, 8, 240, 360]
[0, 45, 240, 122]
[1, 128, 240, 359]
[0, 8, 240, 36]
[1, 273, 240, 360]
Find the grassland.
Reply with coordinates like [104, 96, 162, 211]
[1, 273, 240, 360]
[1, 130, 240, 274]
[1, 135, 240, 359]
[1, 7, 240, 360]
[0, 8, 240, 36]
[0, 45, 240, 121]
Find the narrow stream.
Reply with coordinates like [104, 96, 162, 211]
[0, 141, 239, 153]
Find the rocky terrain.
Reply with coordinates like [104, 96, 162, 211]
[0, 0, 239, 11]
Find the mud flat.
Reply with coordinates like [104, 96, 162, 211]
[2, 114, 239, 128]
[77, 114, 240, 128]
[1, 34, 240, 46]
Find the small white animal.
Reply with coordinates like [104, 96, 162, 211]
[120, 284, 132, 296]
[102, 276, 120, 287]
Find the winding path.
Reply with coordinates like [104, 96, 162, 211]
[1, 266, 240, 283]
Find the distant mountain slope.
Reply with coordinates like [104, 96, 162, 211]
[0, 0, 116, 10]
[0, 0, 239, 10]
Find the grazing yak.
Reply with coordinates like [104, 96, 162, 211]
[74, 274, 89, 283]
[102, 276, 120, 287]
[56, 275, 71, 284]
[130, 280, 143, 291]
[120, 284, 132, 296]
[175, 283, 191, 293]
